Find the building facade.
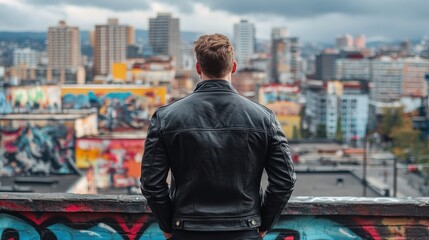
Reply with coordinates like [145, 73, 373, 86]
[234, 20, 256, 69]
[336, 58, 371, 81]
[315, 49, 339, 81]
[47, 21, 81, 69]
[94, 18, 131, 77]
[149, 13, 181, 69]
[13, 48, 41, 68]
[305, 81, 369, 142]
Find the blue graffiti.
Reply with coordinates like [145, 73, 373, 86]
[62, 91, 150, 131]
[0, 213, 40, 240]
[139, 223, 165, 240]
[0, 213, 365, 240]
[265, 216, 362, 240]
[1, 123, 76, 177]
[48, 223, 123, 240]
[0, 90, 12, 114]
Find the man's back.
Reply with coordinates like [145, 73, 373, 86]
[140, 34, 295, 239]
[162, 80, 271, 222]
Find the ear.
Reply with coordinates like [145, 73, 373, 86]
[231, 60, 237, 74]
[196, 62, 202, 75]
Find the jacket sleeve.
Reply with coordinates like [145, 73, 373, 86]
[259, 111, 296, 232]
[140, 110, 173, 233]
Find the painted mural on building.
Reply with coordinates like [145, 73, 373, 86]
[75, 138, 145, 188]
[258, 83, 301, 104]
[258, 84, 302, 139]
[61, 86, 167, 132]
[1, 212, 429, 240]
[0, 120, 76, 177]
[6, 85, 61, 112]
[0, 90, 12, 114]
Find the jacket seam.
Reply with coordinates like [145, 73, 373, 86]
[174, 214, 260, 220]
[163, 127, 271, 135]
[239, 130, 250, 216]
[143, 138, 160, 190]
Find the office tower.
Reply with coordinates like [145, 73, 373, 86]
[47, 21, 81, 69]
[288, 37, 303, 81]
[149, 13, 181, 69]
[270, 27, 290, 83]
[354, 35, 366, 49]
[336, 34, 353, 50]
[94, 18, 130, 76]
[315, 49, 339, 81]
[234, 20, 256, 68]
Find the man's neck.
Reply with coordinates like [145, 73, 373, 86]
[201, 74, 231, 82]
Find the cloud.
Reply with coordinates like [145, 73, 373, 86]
[160, 0, 429, 20]
[22, 0, 150, 11]
[1, 0, 429, 43]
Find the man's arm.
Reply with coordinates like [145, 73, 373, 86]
[259, 112, 296, 232]
[140, 110, 173, 233]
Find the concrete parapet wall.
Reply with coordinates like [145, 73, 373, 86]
[1, 194, 429, 239]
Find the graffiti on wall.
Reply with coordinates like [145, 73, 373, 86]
[0, 90, 12, 114]
[6, 85, 61, 112]
[0, 121, 76, 177]
[258, 84, 302, 139]
[75, 138, 145, 188]
[258, 84, 300, 105]
[1, 212, 429, 240]
[61, 86, 167, 132]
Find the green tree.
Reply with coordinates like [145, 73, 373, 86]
[380, 107, 404, 141]
[335, 116, 343, 142]
[292, 125, 299, 139]
[316, 124, 327, 138]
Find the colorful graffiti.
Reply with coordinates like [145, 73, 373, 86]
[6, 85, 61, 112]
[258, 84, 302, 139]
[1, 212, 429, 239]
[258, 83, 300, 104]
[75, 138, 145, 188]
[61, 86, 167, 132]
[0, 90, 12, 114]
[0, 121, 76, 177]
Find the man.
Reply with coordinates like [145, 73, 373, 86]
[141, 34, 296, 240]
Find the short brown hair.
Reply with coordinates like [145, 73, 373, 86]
[194, 34, 235, 78]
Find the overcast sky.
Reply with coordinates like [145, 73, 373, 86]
[0, 0, 428, 43]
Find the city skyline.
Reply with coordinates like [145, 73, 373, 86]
[0, 0, 428, 42]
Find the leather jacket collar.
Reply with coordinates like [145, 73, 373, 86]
[194, 80, 238, 94]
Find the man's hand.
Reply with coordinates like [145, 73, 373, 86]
[259, 230, 267, 237]
[163, 232, 173, 239]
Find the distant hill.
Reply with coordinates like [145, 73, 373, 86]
[0, 30, 202, 45]
[0, 32, 46, 41]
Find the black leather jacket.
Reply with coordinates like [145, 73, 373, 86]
[141, 80, 296, 233]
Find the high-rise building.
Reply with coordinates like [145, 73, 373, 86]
[336, 34, 354, 50]
[234, 20, 256, 68]
[94, 18, 131, 76]
[149, 13, 181, 69]
[354, 35, 366, 49]
[47, 21, 81, 69]
[315, 49, 339, 81]
[270, 27, 290, 83]
[288, 37, 303, 81]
